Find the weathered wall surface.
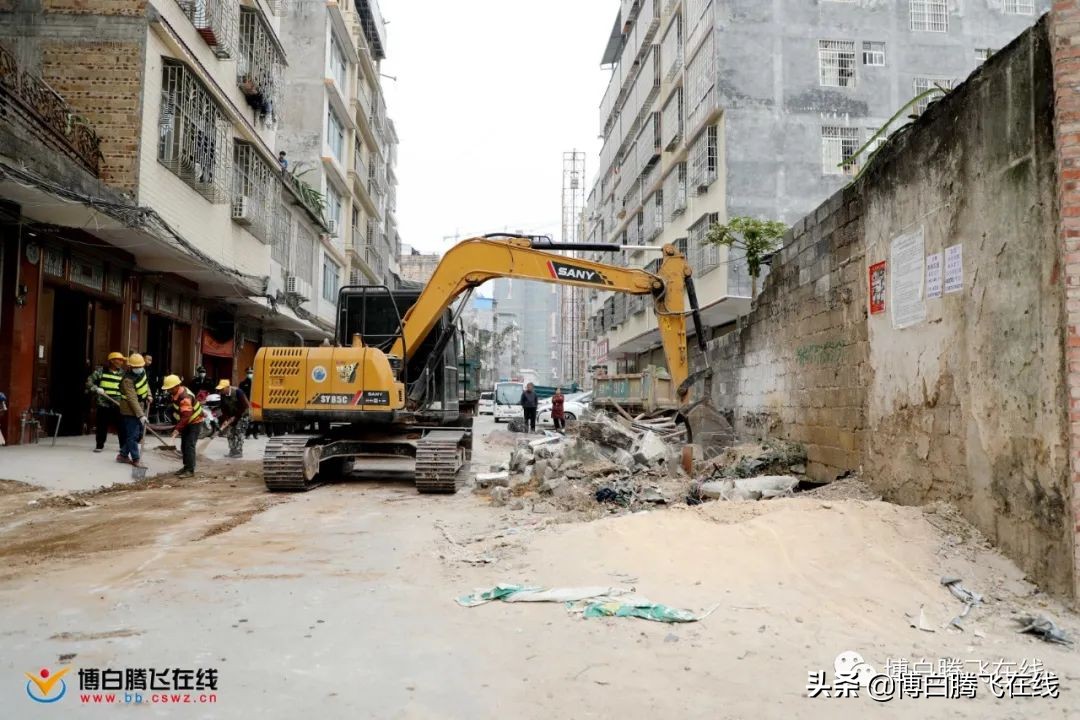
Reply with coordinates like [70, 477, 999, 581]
[702, 18, 1075, 597]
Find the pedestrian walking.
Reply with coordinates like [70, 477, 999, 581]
[215, 379, 251, 458]
[551, 387, 566, 433]
[162, 374, 205, 477]
[520, 382, 538, 433]
[116, 354, 149, 468]
[85, 351, 125, 452]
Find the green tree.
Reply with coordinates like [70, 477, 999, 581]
[705, 216, 787, 295]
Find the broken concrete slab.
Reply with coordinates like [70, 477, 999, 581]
[699, 475, 799, 501]
[476, 471, 510, 489]
[633, 431, 669, 465]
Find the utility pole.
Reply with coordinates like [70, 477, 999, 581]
[559, 150, 586, 388]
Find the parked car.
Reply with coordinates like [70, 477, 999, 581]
[537, 395, 588, 426]
[478, 391, 494, 415]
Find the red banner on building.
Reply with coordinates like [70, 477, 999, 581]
[868, 261, 886, 315]
[201, 330, 234, 358]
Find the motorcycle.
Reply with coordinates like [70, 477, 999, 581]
[199, 392, 222, 440]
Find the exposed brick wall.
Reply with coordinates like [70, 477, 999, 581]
[705, 188, 869, 481]
[702, 17, 1076, 599]
[1051, 1, 1080, 602]
[40, 39, 145, 194]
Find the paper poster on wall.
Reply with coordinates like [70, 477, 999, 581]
[890, 227, 927, 329]
[868, 261, 886, 315]
[944, 244, 963, 294]
[926, 252, 943, 299]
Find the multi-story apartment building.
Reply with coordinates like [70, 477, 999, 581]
[585, 0, 1050, 372]
[278, 0, 401, 311]
[491, 276, 560, 385]
[0, 0, 349, 442]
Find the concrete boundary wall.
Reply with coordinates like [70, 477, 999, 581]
[701, 15, 1077, 599]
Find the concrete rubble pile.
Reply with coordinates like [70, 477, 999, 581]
[691, 439, 810, 503]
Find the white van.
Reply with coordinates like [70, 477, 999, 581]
[478, 391, 494, 415]
[494, 381, 524, 423]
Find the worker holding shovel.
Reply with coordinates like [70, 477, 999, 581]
[215, 380, 250, 458]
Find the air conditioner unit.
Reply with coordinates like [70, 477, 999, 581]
[326, 219, 338, 236]
[232, 195, 253, 225]
[285, 275, 312, 301]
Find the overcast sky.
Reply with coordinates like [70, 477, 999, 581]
[379, 0, 614, 255]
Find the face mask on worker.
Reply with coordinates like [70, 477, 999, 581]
[198, 372, 206, 379]
[133, 368, 145, 375]
[247, 372, 253, 380]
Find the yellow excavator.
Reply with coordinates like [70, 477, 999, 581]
[250, 234, 711, 492]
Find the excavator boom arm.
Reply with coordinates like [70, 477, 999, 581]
[390, 237, 693, 393]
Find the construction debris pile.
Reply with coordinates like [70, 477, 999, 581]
[480, 412, 814, 516]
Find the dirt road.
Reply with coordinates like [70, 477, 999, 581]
[0, 417, 1077, 718]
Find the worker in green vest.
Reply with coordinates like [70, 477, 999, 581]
[86, 351, 125, 453]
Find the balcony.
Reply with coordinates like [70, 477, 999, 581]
[177, 0, 238, 58]
[635, 112, 660, 183]
[662, 87, 683, 151]
[661, 13, 683, 83]
[0, 42, 102, 175]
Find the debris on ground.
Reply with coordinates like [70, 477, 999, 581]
[941, 576, 983, 629]
[698, 475, 798, 501]
[699, 439, 807, 479]
[455, 583, 717, 623]
[1016, 614, 1073, 645]
[906, 605, 936, 633]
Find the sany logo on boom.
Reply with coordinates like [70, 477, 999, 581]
[546, 260, 608, 285]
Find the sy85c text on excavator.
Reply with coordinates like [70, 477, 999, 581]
[249, 234, 711, 493]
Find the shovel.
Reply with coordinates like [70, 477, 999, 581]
[144, 422, 182, 458]
[131, 431, 149, 480]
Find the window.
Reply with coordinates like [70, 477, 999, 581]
[663, 162, 688, 220]
[159, 61, 231, 202]
[819, 40, 857, 87]
[326, 184, 342, 230]
[975, 48, 995, 62]
[294, 224, 315, 282]
[327, 107, 344, 163]
[821, 126, 860, 175]
[910, 0, 948, 33]
[685, 31, 716, 132]
[662, 86, 684, 151]
[329, 36, 348, 91]
[912, 77, 955, 114]
[688, 213, 720, 273]
[272, 206, 292, 265]
[322, 257, 340, 302]
[1003, 0, 1034, 14]
[862, 41, 885, 66]
[865, 128, 887, 155]
[178, 0, 238, 58]
[232, 141, 278, 243]
[237, 9, 285, 126]
[690, 124, 718, 192]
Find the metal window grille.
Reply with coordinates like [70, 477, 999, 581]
[862, 41, 885, 66]
[912, 77, 955, 114]
[910, 0, 948, 32]
[70, 257, 104, 291]
[266, 0, 291, 15]
[232, 141, 277, 243]
[176, 0, 238, 57]
[865, 127, 888, 155]
[689, 125, 718, 192]
[330, 36, 348, 91]
[821, 126, 860, 175]
[141, 283, 155, 308]
[326, 185, 343, 231]
[43, 246, 65, 277]
[818, 40, 856, 87]
[662, 13, 683, 82]
[106, 270, 123, 297]
[159, 61, 231, 202]
[1003, 0, 1033, 14]
[686, 31, 716, 133]
[685, 0, 713, 54]
[272, 205, 292, 265]
[688, 213, 720, 273]
[662, 86, 683, 151]
[237, 8, 284, 125]
[158, 289, 179, 315]
[975, 48, 995, 62]
[294, 223, 315, 283]
[727, 249, 752, 297]
[663, 162, 687, 219]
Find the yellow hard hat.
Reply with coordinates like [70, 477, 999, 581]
[107, 352, 125, 362]
[127, 353, 146, 368]
[216, 379, 230, 390]
[161, 374, 182, 391]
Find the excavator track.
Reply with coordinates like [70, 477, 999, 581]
[263, 435, 321, 492]
[414, 430, 466, 494]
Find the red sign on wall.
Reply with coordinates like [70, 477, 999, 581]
[869, 261, 886, 315]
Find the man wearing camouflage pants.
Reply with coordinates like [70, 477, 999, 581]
[215, 379, 250, 458]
